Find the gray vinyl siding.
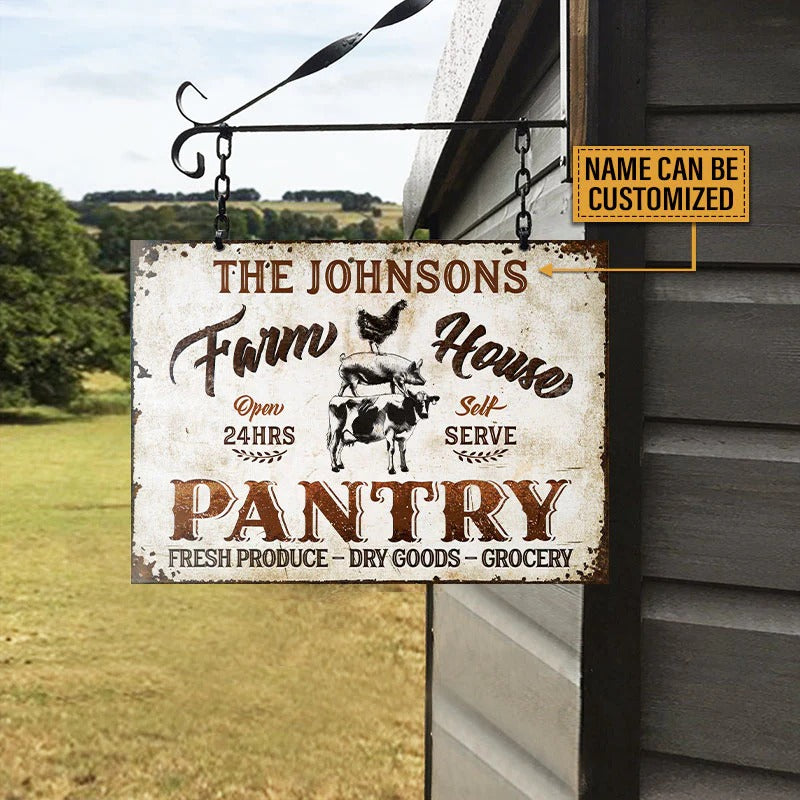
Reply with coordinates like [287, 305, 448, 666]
[640, 0, 800, 792]
[646, 0, 800, 106]
[641, 753, 800, 800]
[431, 585, 581, 798]
[644, 114, 800, 264]
[642, 421, 799, 592]
[406, 0, 799, 795]
[415, 54, 584, 799]
[435, 61, 569, 240]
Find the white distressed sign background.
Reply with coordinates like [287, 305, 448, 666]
[131, 241, 606, 582]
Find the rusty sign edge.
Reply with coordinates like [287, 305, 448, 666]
[131, 239, 608, 584]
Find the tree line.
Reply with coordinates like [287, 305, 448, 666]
[73, 203, 400, 274]
[0, 169, 403, 410]
[80, 188, 385, 210]
[82, 188, 261, 203]
[281, 190, 383, 210]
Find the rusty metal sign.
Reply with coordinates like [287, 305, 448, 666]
[131, 241, 607, 583]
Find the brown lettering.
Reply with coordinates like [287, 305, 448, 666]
[171, 479, 236, 540]
[504, 479, 568, 541]
[442, 480, 509, 542]
[299, 481, 366, 542]
[226, 481, 291, 542]
[370, 481, 436, 543]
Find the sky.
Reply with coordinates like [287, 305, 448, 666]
[0, 0, 459, 202]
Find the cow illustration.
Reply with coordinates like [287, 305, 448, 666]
[327, 391, 439, 473]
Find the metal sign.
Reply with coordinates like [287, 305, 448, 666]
[131, 241, 607, 583]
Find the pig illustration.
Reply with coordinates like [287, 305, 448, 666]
[338, 352, 426, 396]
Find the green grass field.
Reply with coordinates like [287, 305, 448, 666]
[110, 201, 404, 234]
[0, 413, 426, 799]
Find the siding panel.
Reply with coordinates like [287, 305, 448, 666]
[641, 582, 800, 773]
[643, 2, 800, 790]
[432, 689, 573, 799]
[647, 0, 800, 105]
[431, 728, 537, 800]
[643, 271, 800, 424]
[485, 584, 582, 652]
[403, 0, 505, 232]
[641, 752, 800, 800]
[642, 422, 800, 591]
[645, 114, 800, 264]
[432, 586, 581, 790]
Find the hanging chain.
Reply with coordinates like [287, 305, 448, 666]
[514, 120, 532, 250]
[213, 125, 233, 250]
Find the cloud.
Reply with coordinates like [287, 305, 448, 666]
[50, 71, 156, 99]
[123, 151, 151, 163]
[0, 0, 460, 201]
[0, 1, 442, 36]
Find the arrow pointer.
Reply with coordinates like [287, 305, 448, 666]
[540, 223, 697, 276]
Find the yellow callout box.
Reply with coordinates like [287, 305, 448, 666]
[573, 146, 749, 223]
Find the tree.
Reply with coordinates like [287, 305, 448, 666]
[229, 188, 261, 201]
[90, 204, 132, 272]
[341, 218, 378, 240]
[0, 169, 128, 408]
[379, 225, 405, 241]
[280, 189, 383, 207]
[317, 214, 340, 239]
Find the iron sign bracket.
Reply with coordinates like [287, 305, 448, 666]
[171, 119, 567, 181]
[169, 0, 568, 247]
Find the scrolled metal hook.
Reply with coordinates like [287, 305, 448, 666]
[171, 125, 220, 179]
[176, 81, 209, 125]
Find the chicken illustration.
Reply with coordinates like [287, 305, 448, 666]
[356, 299, 408, 353]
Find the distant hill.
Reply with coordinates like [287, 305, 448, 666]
[70, 198, 406, 274]
[107, 199, 404, 235]
[77, 188, 402, 236]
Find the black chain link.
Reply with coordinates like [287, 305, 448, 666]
[213, 125, 233, 250]
[514, 120, 532, 251]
